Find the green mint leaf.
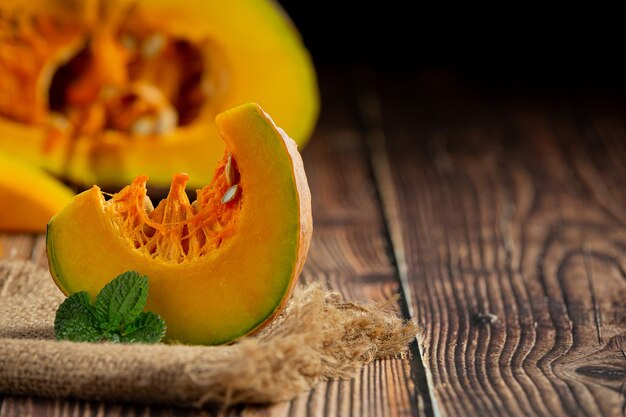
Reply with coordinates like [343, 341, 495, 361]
[95, 271, 148, 331]
[120, 311, 166, 343]
[54, 271, 166, 344]
[54, 292, 101, 342]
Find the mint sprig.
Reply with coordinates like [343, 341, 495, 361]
[54, 271, 166, 344]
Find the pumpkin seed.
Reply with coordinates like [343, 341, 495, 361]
[143, 195, 154, 213]
[154, 106, 178, 135]
[142, 33, 166, 58]
[130, 116, 155, 135]
[221, 184, 239, 204]
[225, 153, 235, 186]
[48, 112, 70, 131]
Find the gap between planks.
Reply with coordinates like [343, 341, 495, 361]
[353, 68, 437, 417]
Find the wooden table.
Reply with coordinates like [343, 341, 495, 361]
[1, 68, 625, 417]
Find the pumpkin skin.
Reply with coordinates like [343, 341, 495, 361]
[0, 0, 318, 189]
[46, 103, 312, 345]
[0, 152, 74, 232]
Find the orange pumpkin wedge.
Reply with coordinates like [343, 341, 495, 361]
[0, 152, 74, 232]
[46, 103, 312, 345]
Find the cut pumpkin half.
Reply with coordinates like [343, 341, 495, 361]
[0, 0, 318, 189]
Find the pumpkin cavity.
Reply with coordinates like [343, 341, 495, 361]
[48, 32, 213, 137]
[103, 152, 241, 264]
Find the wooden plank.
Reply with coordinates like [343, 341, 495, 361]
[0, 235, 38, 264]
[0, 397, 210, 417]
[363, 71, 626, 417]
[0, 69, 425, 417]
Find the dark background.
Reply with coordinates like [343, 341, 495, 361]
[277, 2, 624, 92]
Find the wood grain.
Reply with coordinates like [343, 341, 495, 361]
[363, 71, 626, 417]
[0, 70, 424, 417]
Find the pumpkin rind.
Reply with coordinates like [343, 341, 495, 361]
[47, 103, 312, 345]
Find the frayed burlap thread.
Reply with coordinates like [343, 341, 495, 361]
[0, 260, 417, 407]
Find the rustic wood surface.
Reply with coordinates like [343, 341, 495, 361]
[2, 68, 626, 416]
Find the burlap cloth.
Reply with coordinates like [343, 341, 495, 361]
[0, 260, 417, 407]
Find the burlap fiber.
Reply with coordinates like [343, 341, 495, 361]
[0, 260, 417, 407]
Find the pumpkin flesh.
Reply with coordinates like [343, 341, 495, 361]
[47, 103, 312, 345]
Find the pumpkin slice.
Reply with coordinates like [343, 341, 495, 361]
[0, 152, 74, 232]
[46, 103, 312, 345]
[0, 0, 318, 189]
